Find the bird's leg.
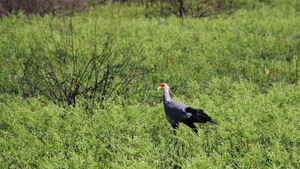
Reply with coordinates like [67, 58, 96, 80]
[172, 123, 179, 135]
[172, 123, 179, 129]
[192, 127, 199, 133]
[182, 121, 198, 133]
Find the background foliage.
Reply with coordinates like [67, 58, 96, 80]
[0, 0, 300, 168]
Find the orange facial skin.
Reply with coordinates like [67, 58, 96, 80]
[157, 83, 167, 89]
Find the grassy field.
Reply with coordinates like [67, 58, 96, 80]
[1, 1, 300, 168]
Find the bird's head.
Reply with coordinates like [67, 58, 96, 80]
[157, 83, 168, 90]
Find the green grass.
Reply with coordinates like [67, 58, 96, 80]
[1, 82, 299, 168]
[1, 1, 300, 168]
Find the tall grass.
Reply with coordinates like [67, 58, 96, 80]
[0, 1, 300, 168]
[1, 81, 299, 168]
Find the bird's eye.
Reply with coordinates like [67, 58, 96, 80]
[161, 84, 165, 87]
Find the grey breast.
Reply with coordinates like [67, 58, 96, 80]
[164, 100, 191, 124]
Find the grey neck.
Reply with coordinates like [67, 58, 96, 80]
[163, 86, 172, 103]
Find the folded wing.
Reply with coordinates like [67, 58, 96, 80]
[184, 107, 216, 124]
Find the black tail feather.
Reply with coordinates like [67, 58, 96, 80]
[208, 119, 217, 124]
[185, 107, 213, 123]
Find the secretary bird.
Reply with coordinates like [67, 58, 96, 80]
[157, 83, 216, 133]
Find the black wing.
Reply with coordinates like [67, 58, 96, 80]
[184, 107, 215, 123]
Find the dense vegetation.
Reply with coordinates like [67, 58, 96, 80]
[1, 0, 300, 168]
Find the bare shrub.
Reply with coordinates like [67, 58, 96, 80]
[145, 0, 238, 19]
[0, 0, 88, 17]
[0, 0, 238, 18]
[6, 19, 151, 110]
